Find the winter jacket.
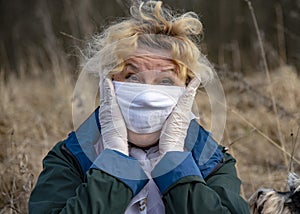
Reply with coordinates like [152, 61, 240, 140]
[29, 107, 250, 213]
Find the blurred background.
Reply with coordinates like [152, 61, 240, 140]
[1, 0, 299, 75]
[0, 0, 299, 213]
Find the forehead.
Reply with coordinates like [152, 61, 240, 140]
[125, 55, 177, 68]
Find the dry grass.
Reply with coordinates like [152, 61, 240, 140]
[0, 64, 299, 213]
[0, 0, 298, 212]
[0, 70, 74, 213]
[198, 65, 300, 199]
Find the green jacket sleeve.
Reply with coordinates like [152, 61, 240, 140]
[152, 151, 250, 214]
[29, 141, 148, 214]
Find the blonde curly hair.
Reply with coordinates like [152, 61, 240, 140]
[84, 1, 213, 85]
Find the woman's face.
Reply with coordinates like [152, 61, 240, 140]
[112, 54, 187, 148]
[112, 55, 186, 86]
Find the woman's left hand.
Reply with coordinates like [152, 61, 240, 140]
[158, 77, 201, 155]
[99, 78, 129, 155]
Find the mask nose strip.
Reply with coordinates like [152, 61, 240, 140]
[133, 90, 176, 108]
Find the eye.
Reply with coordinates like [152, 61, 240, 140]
[160, 78, 174, 86]
[125, 73, 140, 83]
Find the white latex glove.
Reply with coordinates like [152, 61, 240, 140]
[159, 77, 201, 155]
[99, 78, 129, 155]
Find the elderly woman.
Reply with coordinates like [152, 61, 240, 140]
[29, 1, 250, 213]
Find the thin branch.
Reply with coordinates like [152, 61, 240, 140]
[230, 107, 300, 166]
[60, 31, 85, 43]
[289, 127, 300, 172]
[244, 0, 289, 168]
[229, 128, 256, 147]
[197, 88, 300, 166]
[216, 68, 300, 127]
[224, 130, 246, 198]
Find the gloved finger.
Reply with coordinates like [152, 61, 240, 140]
[99, 77, 105, 103]
[174, 76, 201, 112]
[187, 76, 201, 92]
[100, 78, 116, 106]
[100, 78, 124, 130]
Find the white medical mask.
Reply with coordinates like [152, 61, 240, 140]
[113, 81, 185, 134]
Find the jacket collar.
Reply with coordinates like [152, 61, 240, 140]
[66, 107, 220, 175]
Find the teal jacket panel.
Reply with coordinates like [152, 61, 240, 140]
[29, 108, 250, 213]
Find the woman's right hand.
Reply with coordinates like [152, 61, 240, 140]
[99, 78, 129, 155]
[158, 77, 201, 155]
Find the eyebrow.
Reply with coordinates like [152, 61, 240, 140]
[161, 65, 180, 75]
[124, 62, 139, 71]
[124, 57, 179, 73]
[161, 70, 180, 79]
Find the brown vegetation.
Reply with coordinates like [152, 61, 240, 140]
[0, 63, 299, 213]
[0, 1, 299, 213]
